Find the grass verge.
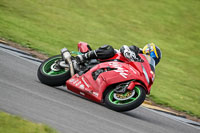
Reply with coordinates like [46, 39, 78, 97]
[0, 111, 57, 133]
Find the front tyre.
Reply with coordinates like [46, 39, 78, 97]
[104, 86, 146, 112]
[37, 55, 71, 86]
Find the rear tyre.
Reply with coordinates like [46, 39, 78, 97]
[37, 55, 71, 86]
[104, 85, 146, 112]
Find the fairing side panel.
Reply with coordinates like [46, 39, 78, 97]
[66, 61, 150, 102]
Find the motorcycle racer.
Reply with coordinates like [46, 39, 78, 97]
[76, 43, 162, 66]
[38, 42, 161, 111]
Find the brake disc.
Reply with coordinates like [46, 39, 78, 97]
[113, 90, 135, 101]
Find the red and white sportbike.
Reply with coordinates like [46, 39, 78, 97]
[37, 42, 156, 111]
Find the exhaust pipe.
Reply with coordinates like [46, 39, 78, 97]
[61, 48, 75, 77]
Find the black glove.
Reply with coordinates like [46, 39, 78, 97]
[120, 45, 144, 62]
[129, 45, 140, 54]
[129, 45, 144, 62]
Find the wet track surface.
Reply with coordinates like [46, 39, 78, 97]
[0, 43, 199, 133]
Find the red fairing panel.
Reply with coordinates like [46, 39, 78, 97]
[78, 42, 90, 53]
[66, 74, 101, 102]
[66, 61, 150, 103]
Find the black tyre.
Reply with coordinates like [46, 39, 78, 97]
[104, 85, 146, 112]
[37, 55, 71, 86]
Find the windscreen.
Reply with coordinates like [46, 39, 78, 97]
[143, 54, 155, 72]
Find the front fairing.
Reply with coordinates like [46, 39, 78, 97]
[116, 53, 155, 93]
[136, 54, 155, 90]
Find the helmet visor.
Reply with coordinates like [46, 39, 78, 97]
[150, 51, 157, 59]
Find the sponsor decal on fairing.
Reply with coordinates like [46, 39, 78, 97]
[109, 62, 129, 78]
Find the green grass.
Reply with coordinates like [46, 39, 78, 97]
[0, 112, 57, 133]
[0, 0, 200, 117]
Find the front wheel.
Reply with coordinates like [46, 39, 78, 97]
[37, 55, 71, 86]
[104, 85, 146, 112]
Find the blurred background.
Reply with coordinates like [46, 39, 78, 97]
[0, 0, 199, 118]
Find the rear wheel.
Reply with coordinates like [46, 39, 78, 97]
[37, 55, 71, 86]
[104, 85, 146, 112]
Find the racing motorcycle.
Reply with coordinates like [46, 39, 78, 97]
[37, 42, 156, 112]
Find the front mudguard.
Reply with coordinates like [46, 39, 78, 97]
[127, 81, 135, 91]
[127, 80, 148, 94]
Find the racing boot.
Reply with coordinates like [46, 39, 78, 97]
[76, 45, 115, 64]
[76, 50, 97, 64]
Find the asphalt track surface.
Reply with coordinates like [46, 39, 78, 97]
[0, 43, 199, 133]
